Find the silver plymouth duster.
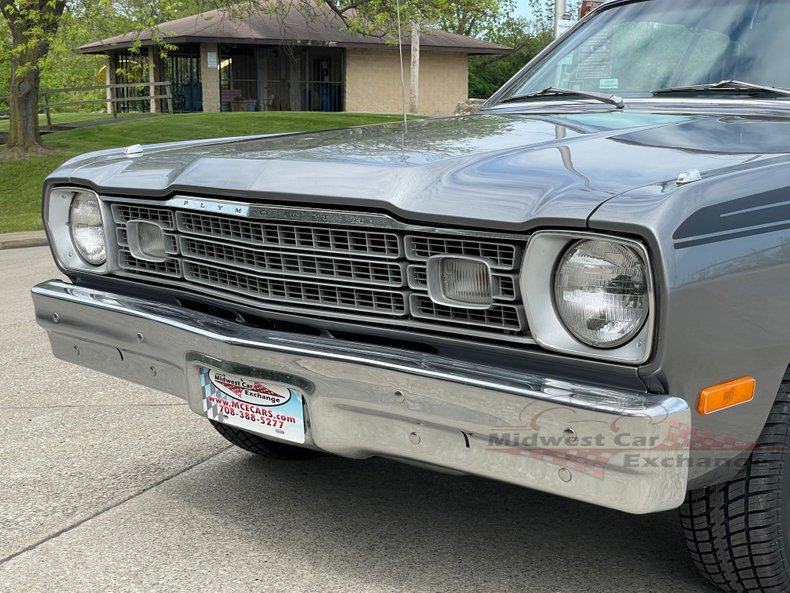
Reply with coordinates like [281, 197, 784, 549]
[32, 0, 790, 590]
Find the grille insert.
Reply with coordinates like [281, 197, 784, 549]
[185, 262, 407, 315]
[108, 200, 531, 343]
[405, 236, 518, 269]
[181, 237, 404, 287]
[178, 212, 400, 258]
[119, 249, 181, 277]
[112, 205, 175, 229]
[410, 294, 525, 332]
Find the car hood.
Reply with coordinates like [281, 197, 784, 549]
[52, 110, 790, 231]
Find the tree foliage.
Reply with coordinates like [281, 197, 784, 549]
[468, 0, 582, 99]
[469, 15, 552, 99]
[427, 0, 505, 38]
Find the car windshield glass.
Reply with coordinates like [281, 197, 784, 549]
[495, 0, 790, 103]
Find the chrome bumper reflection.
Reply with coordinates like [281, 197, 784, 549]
[32, 280, 690, 514]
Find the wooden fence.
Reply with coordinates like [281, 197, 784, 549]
[0, 81, 173, 130]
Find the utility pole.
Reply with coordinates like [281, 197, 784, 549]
[409, 21, 420, 114]
[554, 0, 567, 37]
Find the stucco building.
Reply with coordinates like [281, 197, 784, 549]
[79, 6, 510, 115]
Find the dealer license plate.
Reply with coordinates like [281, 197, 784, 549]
[198, 366, 305, 444]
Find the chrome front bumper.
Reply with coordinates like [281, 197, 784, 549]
[32, 280, 690, 514]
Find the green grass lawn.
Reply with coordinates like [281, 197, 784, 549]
[0, 112, 141, 133]
[0, 112, 408, 233]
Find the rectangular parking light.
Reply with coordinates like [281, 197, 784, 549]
[427, 256, 493, 308]
[127, 220, 167, 262]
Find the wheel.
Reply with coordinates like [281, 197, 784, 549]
[680, 371, 790, 593]
[210, 420, 324, 460]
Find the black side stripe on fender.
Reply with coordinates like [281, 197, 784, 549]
[674, 188, 790, 249]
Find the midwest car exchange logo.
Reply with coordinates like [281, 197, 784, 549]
[486, 401, 754, 479]
[208, 370, 291, 406]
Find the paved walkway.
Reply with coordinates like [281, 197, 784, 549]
[0, 230, 48, 250]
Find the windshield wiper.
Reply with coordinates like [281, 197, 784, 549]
[499, 86, 625, 109]
[652, 79, 790, 98]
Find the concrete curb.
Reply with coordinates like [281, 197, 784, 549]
[0, 230, 49, 250]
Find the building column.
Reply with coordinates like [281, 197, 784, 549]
[105, 53, 115, 114]
[200, 43, 220, 112]
[147, 47, 161, 113]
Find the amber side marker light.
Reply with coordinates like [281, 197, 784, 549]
[697, 377, 756, 415]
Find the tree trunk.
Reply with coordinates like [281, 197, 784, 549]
[8, 48, 46, 152]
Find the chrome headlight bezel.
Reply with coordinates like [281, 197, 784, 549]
[521, 231, 655, 365]
[44, 186, 113, 274]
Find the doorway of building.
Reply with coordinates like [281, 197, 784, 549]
[259, 47, 343, 111]
[164, 49, 202, 112]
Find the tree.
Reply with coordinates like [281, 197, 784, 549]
[1, 0, 67, 155]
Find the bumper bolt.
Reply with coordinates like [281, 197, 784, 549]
[393, 390, 405, 403]
[137, 333, 144, 343]
[149, 366, 157, 377]
[558, 468, 572, 483]
[52, 313, 59, 323]
[563, 428, 578, 446]
[73, 345, 80, 356]
[409, 432, 421, 445]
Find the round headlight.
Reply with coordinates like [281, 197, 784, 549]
[69, 192, 106, 265]
[554, 240, 648, 348]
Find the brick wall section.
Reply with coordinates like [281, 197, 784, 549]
[345, 48, 468, 115]
[200, 43, 220, 113]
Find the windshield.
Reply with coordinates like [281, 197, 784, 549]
[495, 0, 790, 103]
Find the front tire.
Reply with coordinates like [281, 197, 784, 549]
[210, 420, 324, 460]
[680, 372, 790, 592]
